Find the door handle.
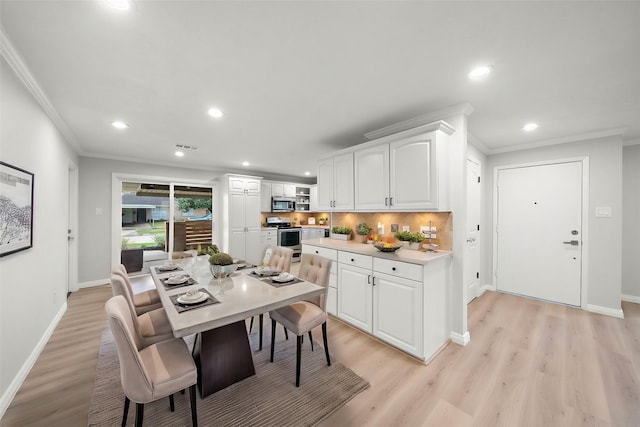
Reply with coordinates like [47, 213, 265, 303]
[385, 197, 388, 206]
[563, 240, 579, 246]
[367, 274, 371, 284]
[466, 238, 475, 243]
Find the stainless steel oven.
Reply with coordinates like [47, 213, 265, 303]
[277, 227, 302, 262]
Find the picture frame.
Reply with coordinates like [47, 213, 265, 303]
[0, 161, 34, 257]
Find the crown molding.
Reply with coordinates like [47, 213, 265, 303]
[623, 138, 640, 147]
[364, 102, 474, 140]
[467, 132, 490, 154]
[0, 27, 79, 151]
[487, 127, 627, 155]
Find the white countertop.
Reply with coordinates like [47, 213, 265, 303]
[303, 238, 451, 265]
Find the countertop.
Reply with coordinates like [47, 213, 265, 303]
[302, 238, 451, 265]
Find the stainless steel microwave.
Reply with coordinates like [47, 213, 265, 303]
[272, 197, 296, 212]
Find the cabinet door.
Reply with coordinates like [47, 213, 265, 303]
[327, 286, 337, 316]
[283, 184, 296, 198]
[373, 272, 422, 356]
[260, 182, 272, 212]
[389, 133, 437, 210]
[316, 158, 334, 210]
[245, 229, 261, 266]
[271, 183, 284, 197]
[229, 176, 247, 193]
[228, 192, 247, 259]
[333, 153, 354, 211]
[337, 264, 372, 332]
[245, 178, 261, 193]
[244, 192, 261, 231]
[354, 144, 389, 210]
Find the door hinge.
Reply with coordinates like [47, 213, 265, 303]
[476, 272, 479, 279]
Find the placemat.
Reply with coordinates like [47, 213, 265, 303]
[160, 276, 198, 290]
[156, 265, 183, 273]
[251, 269, 281, 278]
[169, 288, 220, 313]
[261, 277, 304, 288]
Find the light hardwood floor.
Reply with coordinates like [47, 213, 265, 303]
[2, 279, 639, 426]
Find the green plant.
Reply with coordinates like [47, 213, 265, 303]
[331, 226, 352, 235]
[151, 234, 165, 247]
[121, 237, 130, 249]
[199, 244, 219, 256]
[356, 222, 372, 236]
[209, 252, 234, 265]
[176, 198, 212, 213]
[395, 231, 425, 243]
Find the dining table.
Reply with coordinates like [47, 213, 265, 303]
[150, 256, 324, 398]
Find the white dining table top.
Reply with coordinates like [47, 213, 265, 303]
[150, 257, 324, 338]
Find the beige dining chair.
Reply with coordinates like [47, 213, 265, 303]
[269, 253, 332, 387]
[249, 246, 294, 350]
[106, 295, 198, 427]
[110, 274, 174, 348]
[112, 264, 162, 315]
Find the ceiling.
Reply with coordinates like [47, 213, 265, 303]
[2, 1, 639, 180]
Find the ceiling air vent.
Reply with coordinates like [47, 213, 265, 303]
[175, 144, 199, 151]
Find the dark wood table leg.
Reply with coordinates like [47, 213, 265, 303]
[193, 320, 256, 398]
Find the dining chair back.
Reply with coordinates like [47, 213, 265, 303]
[111, 264, 161, 315]
[269, 253, 332, 387]
[106, 295, 198, 426]
[268, 246, 293, 273]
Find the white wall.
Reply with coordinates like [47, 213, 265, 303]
[485, 135, 623, 312]
[0, 58, 78, 413]
[622, 144, 640, 300]
[77, 157, 217, 285]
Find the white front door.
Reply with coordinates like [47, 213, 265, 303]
[496, 161, 583, 306]
[465, 158, 481, 303]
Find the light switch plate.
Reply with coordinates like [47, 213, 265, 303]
[391, 224, 399, 232]
[420, 225, 429, 234]
[595, 207, 612, 217]
[402, 225, 410, 232]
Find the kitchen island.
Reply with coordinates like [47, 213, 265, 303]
[303, 238, 451, 363]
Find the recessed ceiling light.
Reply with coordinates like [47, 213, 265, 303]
[304, 171, 310, 176]
[468, 65, 492, 80]
[175, 151, 185, 157]
[208, 108, 224, 118]
[242, 161, 250, 166]
[102, 0, 130, 10]
[112, 121, 129, 129]
[523, 123, 539, 132]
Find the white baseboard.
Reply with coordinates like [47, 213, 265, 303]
[0, 302, 67, 419]
[479, 284, 494, 296]
[621, 294, 640, 304]
[585, 304, 624, 319]
[78, 278, 109, 289]
[450, 331, 471, 346]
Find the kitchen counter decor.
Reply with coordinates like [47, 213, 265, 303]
[373, 241, 404, 253]
[331, 226, 352, 241]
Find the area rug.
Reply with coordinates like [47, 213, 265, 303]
[88, 325, 368, 426]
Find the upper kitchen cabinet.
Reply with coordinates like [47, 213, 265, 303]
[295, 185, 311, 212]
[317, 153, 354, 211]
[229, 175, 260, 194]
[271, 182, 296, 198]
[355, 121, 455, 211]
[260, 181, 272, 212]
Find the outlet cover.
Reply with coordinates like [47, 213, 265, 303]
[391, 224, 399, 232]
[402, 225, 410, 232]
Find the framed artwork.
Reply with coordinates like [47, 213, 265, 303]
[0, 161, 34, 257]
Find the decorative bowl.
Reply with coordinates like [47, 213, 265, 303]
[209, 263, 239, 278]
[373, 242, 404, 253]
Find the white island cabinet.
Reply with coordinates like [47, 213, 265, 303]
[304, 239, 451, 361]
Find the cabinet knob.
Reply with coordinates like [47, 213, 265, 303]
[315, 250, 319, 254]
[392, 267, 396, 271]
[351, 258, 354, 262]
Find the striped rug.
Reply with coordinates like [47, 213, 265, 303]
[88, 325, 368, 426]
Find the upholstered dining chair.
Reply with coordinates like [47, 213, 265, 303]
[110, 274, 174, 348]
[112, 264, 162, 315]
[269, 253, 332, 387]
[106, 295, 198, 427]
[249, 246, 294, 350]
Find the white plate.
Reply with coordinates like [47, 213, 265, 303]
[273, 273, 295, 283]
[177, 293, 208, 305]
[159, 265, 178, 271]
[166, 275, 189, 285]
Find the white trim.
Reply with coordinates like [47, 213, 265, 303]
[622, 294, 640, 304]
[0, 302, 67, 418]
[623, 138, 640, 147]
[492, 157, 590, 309]
[78, 278, 110, 289]
[450, 331, 471, 346]
[467, 132, 490, 155]
[488, 128, 626, 155]
[364, 103, 474, 140]
[585, 304, 624, 319]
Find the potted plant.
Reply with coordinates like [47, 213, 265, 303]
[330, 226, 352, 240]
[318, 217, 328, 225]
[120, 238, 144, 272]
[208, 252, 238, 278]
[395, 231, 424, 249]
[356, 222, 372, 243]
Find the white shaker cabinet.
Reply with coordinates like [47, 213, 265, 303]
[317, 153, 354, 211]
[217, 175, 262, 266]
[260, 181, 272, 212]
[354, 121, 455, 211]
